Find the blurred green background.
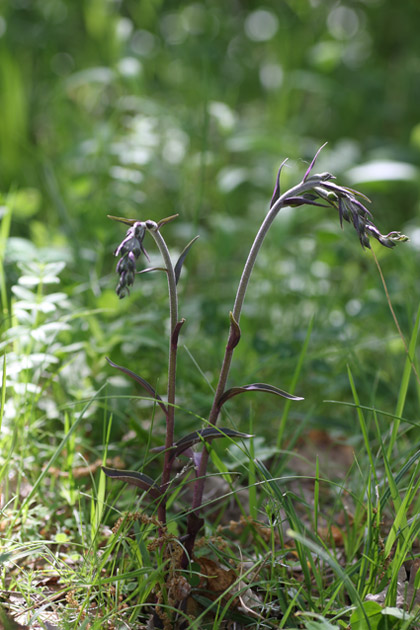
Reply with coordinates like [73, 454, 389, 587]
[1, 0, 420, 463]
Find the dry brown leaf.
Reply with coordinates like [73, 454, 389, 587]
[317, 524, 344, 547]
[292, 429, 354, 478]
[197, 557, 236, 593]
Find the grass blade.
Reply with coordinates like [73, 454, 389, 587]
[276, 315, 313, 449]
[387, 302, 420, 458]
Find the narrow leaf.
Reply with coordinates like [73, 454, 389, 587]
[171, 318, 185, 347]
[270, 158, 288, 208]
[217, 382, 303, 410]
[284, 196, 328, 208]
[174, 236, 199, 285]
[138, 266, 167, 275]
[173, 427, 253, 459]
[157, 213, 179, 229]
[107, 214, 138, 226]
[227, 311, 241, 350]
[106, 357, 168, 417]
[302, 142, 328, 182]
[102, 466, 162, 498]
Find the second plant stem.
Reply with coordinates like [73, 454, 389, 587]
[147, 222, 179, 526]
[190, 176, 323, 516]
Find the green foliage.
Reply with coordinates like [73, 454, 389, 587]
[1, 1, 420, 627]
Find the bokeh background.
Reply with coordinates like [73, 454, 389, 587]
[1, 0, 420, 463]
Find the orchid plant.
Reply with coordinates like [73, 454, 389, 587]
[102, 145, 407, 562]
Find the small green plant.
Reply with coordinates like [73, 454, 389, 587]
[102, 146, 408, 613]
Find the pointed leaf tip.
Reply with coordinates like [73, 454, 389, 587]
[270, 158, 288, 208]
[157, 214, 179, 229]
[138, 266, 167, 275]
[172, 427, 253, 459]
[217, 383, 304, 410]
[303, 142, 328, 182]
[107, 214, 138, 226]
[171, 318, 185, 347]
[174, 236, 199, 285]
[106, 357, 168, 417]
[227, 311, 241, 350]
[102, 466, 162, 498]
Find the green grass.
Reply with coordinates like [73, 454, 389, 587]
[2, 2, 420, 628]
[1, 192, 420, 630]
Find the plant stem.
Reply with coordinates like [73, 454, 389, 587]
[188, 176, 323, 534]
[147, 222, 179, 525]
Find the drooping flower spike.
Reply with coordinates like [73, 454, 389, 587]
[280, 146, 409, 250]
[114, 222, 150, 298]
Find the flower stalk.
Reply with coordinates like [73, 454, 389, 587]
[108, 217, 182, 527]
[184, 153, 408, 553]
[144, 221, 180, 526]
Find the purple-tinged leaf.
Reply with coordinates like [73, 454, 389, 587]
[284, 196, 328, 208]
[227, 311, 241, 351]
[340, 185, 372, 203]
[338, 198, 344, 228]
[217, 383, 303, 410]
[106, 357, 168, 417]
[270, 158, 288, 208]
[150, 445, 165, 453]
[321, 182, 373, 213]
[302, 142, 328, 182]
[174, 236, 199, 285]
[102, 466, 162, 498]
[172, 427, 253, 459]
[140, 244, 151, 263]
[171, 318, 185, 347]
[348, 197, 373, 219]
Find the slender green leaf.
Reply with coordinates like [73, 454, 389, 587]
[138, 266, 167, 275]
[157, 213, 179, 229]
[288, 529, 366, 612]
[107, 214, 137, 226]
[0, 355, 6, 435]
[347, 366, 377, 479]
[350, 601, 382, 630]
[388, 302, 420, 458]
[277, 316, 313, 448]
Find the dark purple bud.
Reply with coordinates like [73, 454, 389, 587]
[113, 221, 148, 298]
